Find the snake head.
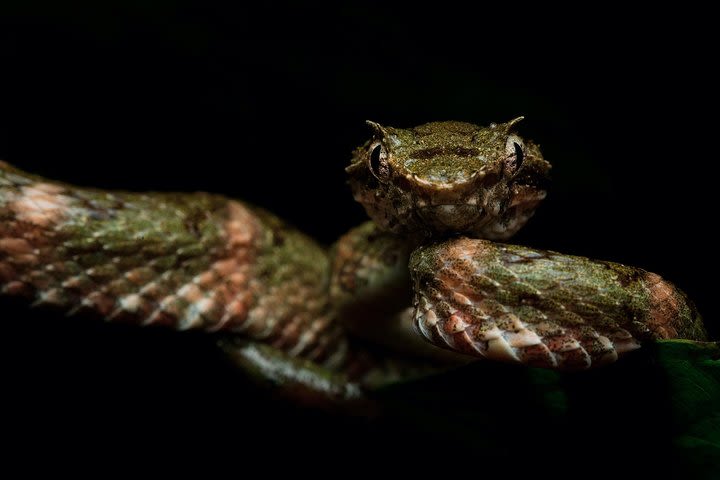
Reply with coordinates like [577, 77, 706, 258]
[346, 119, 551, 240]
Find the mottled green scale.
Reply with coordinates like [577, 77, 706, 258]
[0, 162, 345, 367]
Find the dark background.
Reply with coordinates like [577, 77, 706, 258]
[1, 2, 717, 474]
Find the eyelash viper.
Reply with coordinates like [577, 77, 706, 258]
[0, 118, 706, 406]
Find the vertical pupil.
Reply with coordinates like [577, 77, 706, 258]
[513, 142, 524, 170]
[370, 144, 383, 176]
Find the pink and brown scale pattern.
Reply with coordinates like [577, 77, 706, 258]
[410, 238, 705, 370]
[0, 161, 345, 366]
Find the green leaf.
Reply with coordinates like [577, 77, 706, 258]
[374, 340, 720, 477]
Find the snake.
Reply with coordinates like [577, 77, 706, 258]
[0, 118, 707, 405]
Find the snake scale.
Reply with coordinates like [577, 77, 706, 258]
[0, 119, 707, 405]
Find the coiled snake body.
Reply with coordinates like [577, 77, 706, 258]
[0, 119, 706, 404]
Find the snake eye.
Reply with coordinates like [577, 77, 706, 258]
[505, 134, 525, 176]
[513, 142, 524, 170]
[368, 142, 389, 181]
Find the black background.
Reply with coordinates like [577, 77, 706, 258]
[1, 2, 717, 474]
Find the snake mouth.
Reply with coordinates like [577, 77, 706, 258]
[416, 203, 489, 233]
